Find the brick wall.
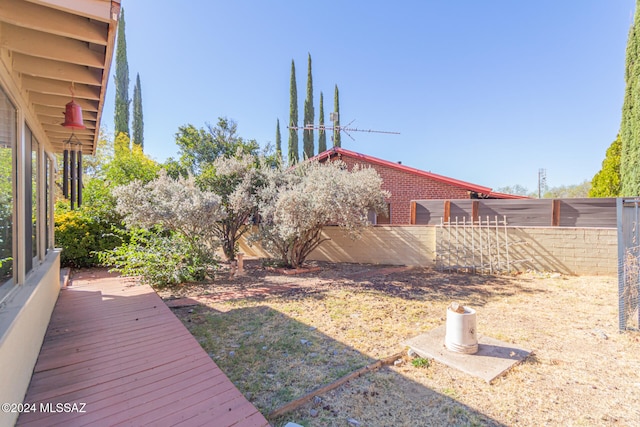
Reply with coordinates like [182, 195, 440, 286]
[337, 156, 470, 224]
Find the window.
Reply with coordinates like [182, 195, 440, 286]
[0, 87, 15, 286]
[376, 204, 391, 225]
[45, 156, 53, 253]
[369, 204, 391, 225]
[24, 125, 39, 273]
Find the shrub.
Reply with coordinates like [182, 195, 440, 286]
[255, 160, 389, 268]
[97, 227, 217, 287]
[54, 207, 122, 268]
[104, 171, 225, 286]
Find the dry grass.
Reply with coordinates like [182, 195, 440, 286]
[164, 261, 640, 427]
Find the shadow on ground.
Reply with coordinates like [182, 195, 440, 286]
[172, 300, 509, 427]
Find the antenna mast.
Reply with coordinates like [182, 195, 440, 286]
[289, 112, 400, 142]
[538, 168, 547, 199]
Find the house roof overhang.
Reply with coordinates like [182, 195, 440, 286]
[0, 0, 120, 155]
[314, 147, 495, 194]
[313, 147, 530, 200]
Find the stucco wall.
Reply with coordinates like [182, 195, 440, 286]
[0, 251, 61, 427]
[240, 226, 616, 276]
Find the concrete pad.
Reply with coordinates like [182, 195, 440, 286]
[404, 325, 531, 383]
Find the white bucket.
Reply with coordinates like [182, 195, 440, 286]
[445, 306, 478, 354]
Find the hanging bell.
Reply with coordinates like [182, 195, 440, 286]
[61, 99, 86, 129]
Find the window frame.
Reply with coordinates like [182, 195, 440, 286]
[0, 85, 17, 299]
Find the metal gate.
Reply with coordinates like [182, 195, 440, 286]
[617, 198, 640, 331]
[435, 216, 528, 274]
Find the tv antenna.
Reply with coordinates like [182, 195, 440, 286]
[288, 112, 400, 142]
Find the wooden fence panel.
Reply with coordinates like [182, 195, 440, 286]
[558, 198, 617, 227]
[412, 198, 616, 228]
[477, 199, 553, 226]
[449, 200, 474, 222]
[415, 200, 445, 225]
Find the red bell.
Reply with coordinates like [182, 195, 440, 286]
[61, 99, 86, 129]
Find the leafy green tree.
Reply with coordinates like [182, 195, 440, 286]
[590, 134, 622, 197]
[132, 73, 144, 149]
[318, 91, 327, 153]
[106, 133, 159, 187]
[333, 84, 341, 147]
[275, 119, 282, 161]
[303, 53, 314, 159]
[76, 133, 159, 221]
[621, 0, 640, 195]
[55, 132, 160, 268]
[114, 8, 130, 137]
[82, 130, 114, 179]
[165, 117, 259, 178]
[288, 60, 299, 164]
[166, 118, 264, 261]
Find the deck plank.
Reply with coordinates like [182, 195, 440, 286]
[17, 274, 268, 427]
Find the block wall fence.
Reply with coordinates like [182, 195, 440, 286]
[238, 226, 617, 276]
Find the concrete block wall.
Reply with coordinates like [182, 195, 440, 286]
[237, 226, 617, 276]
[506, 227, 617, 275]
[308, 226, 435, 266]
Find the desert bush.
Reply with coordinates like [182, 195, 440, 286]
[197, 151, 268, 260]
[166, 118, 275, 261]
[106, 171, 225, 285]
[113, 171, 225, 250]
[255, 160, 388, 268]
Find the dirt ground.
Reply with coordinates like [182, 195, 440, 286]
[159, 260, 640, 427]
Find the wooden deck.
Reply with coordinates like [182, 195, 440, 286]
[17, 271, 269, 427]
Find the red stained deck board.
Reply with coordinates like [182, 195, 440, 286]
[17, 276, 268, 427]
[19, 358, 220, 426]
[35, 322, 191, 371]
[35, 317, 192, 366]
[31, 332, 198, 385]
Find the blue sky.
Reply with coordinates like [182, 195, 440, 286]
[102, 1, 635, 193]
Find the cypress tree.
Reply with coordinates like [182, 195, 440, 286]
[590, 134, 622, 197]
[333, 84, 341, 148]
[621, 0, 640, 195]
[132, 73, 144, 149]
[303, 53, 314, 159]
[318, 91, 327, 153]
[288, 60, 299, 164]
[275, 119, 282, 161]
[114, 8, 130, 137]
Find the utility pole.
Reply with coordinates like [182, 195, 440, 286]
[538, 168, 547, 198]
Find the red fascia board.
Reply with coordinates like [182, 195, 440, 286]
[317, 147, 493, 194]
